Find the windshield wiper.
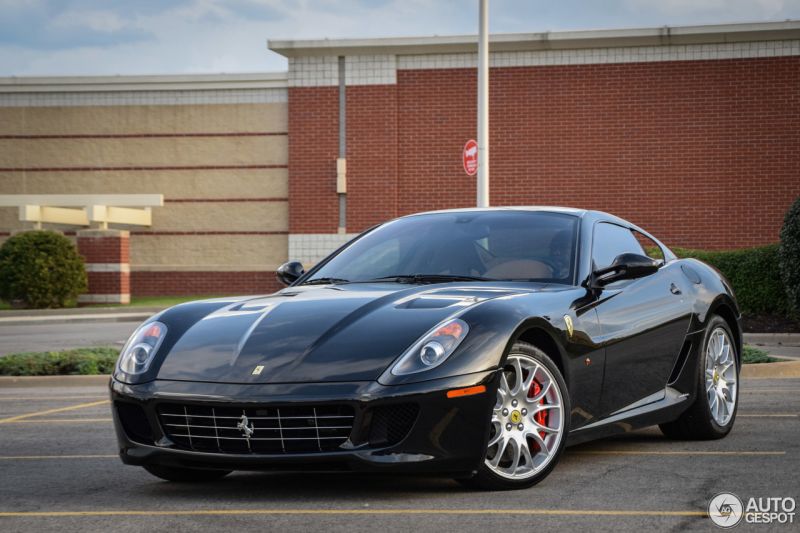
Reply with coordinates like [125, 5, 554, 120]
[299, 277, 350, 286]
[365, 274, 491, 284]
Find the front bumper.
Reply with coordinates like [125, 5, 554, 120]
[110, 370, 498, 476]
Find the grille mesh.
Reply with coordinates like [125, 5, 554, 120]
[157, 403, 354, 454]
[368, 403, 419, 447]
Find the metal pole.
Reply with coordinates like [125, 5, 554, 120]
[477, 0, 489, 207]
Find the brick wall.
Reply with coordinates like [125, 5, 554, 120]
[131, 271, 282, 296]
[290, 56, 800, 250]
[346, 85, 399, 230]
[288, 87, 340, 233]
[76, 229, 130, 304]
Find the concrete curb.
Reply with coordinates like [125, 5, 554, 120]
[0, 306, 165, 318]
[744, 333, 800, 346]
[0, 311, 159, 327]
[0, 374, 111, 388]
[740, 360, 800, 379]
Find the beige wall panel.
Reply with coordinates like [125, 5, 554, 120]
[0, 207, 22, 231]
[0, 104, 287, 135]
[0, 135, 288, 168]
[0, 202, 288, 233]
[131, 234, 287, 270]
[0, 169, 288, 198]
[152, 202, 287, 232]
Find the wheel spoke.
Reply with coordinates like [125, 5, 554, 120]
[526, 428, 549, 455]
[488, 426, 503, 447]
[521, 363, 538, 394]
[520, 441, 534, 469]
[527, 380, 552, 404]
[508, 439, 522, 473]
[490, 437, 509, 468]
[531, 403, 560, 415]
[717, 389, 728, 417]
[511, 357, 524, 395]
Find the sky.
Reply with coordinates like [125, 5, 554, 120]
[0, 0, 798, 77]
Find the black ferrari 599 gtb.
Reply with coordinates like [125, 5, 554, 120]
[111, 207, 740, 490]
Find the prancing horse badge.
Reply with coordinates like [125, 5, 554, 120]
[564, 315, 574, 338]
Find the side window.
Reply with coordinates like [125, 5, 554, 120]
[633, 230, 665, 264]
[591, 222, 645, 270]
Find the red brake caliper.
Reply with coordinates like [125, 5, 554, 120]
[527, 379, 548, 451]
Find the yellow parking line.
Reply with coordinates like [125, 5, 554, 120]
[0, 508, 707, 518]
[0, 396, 106, 401]
[5, 418, 112, 423]
[0, 400, 109, 424]
[0, 455, 117, 460]
[741, 389, 800, 393]
[738, 414, 797, 418]
[571, 450, 785, 456]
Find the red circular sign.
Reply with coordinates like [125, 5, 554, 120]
[463, 139, 478, 176]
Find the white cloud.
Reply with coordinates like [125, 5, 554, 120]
[0, 0, 798, 76]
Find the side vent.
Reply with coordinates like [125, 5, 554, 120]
[667, 340, 693, 385]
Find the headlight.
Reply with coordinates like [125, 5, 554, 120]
[116, 321, 167, 376]
[390, 318, 469, 376]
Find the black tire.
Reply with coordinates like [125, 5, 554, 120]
[659, 315, 739, 440]
[143, 465, 232, 482]
[458, 342, 570, 491]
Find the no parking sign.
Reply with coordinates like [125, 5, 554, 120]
[463, 139, 478, 176]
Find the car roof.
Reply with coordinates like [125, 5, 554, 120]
[397, 207, 675, 260]
[402, 206, 588, 218]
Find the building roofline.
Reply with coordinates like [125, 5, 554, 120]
[0, 72, 287, 93]
[268, 20, 800, 57]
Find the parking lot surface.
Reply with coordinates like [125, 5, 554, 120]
[0, 379, 797, 532]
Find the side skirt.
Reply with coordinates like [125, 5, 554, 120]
[565, 387, 690, 446]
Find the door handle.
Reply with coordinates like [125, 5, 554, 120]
[670, 283, 682, 295]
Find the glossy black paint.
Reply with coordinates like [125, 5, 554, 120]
[276, 261, 305, 286]
[111, 207, 742, 474]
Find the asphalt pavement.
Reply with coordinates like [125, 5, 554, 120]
[0, 322, 138, 355]
[0, 379, 797, 532]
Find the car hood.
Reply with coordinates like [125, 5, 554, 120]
[156, 283, 533, 384]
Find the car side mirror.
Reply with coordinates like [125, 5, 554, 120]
[591, 253, 660, 288]
[276, 261, 305, 286]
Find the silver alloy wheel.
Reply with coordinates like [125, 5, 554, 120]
[704, 327, 738, 426]
[485, 354, 564, 480]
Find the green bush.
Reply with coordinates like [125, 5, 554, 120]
[672, 244, 787, 316]
[778, 197, 800, 316]
[0, 347, 118, 376]
[0, 230, 87, 308]
[742, 345, 776, 364]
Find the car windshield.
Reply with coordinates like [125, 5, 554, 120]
[305, 211, 579, 284]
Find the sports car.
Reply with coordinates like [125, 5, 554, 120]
[111, 207, 741, 490]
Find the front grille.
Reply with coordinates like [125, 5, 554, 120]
[157, 403, 355, 454]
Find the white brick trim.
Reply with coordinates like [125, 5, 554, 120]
[78, 293, 130, 304]
[0, 88, 287, 107]
[345, 55, 397, 85]
[397, 40, 800, 70]
[85, 263, 131, 273]
[288, 233, 359, 266]
[288, 56, 339, 87]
